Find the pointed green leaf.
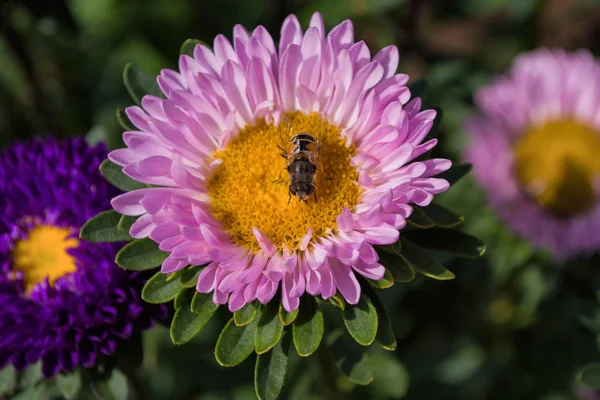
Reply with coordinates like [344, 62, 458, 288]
[329, 330, 374, 385]
[99, 159, 148, 192]
[142, 271, 182, 304]
[406, 228, 486, 259]
[174, 288, 194, 310]
[55, 371, 81, 400]
[362, 285, 396, 351]
[279, 303, 298, 326]
[234, 302, 259, 326]
[292, 297, 324, 357]
[116, 108, 135, 131]
[419, 203, 464, 228]
[581, 364, 600, 389]
[80, 210, 132, 243]
[255, 333, 290, 400]
[407, 206, 435, 229]
[171, 301, 215, 345]
[400, 239, 455, 280]
[180, 266, 203, 288]
[117, 215, 138, 234]
[377, 247, 416, 283]
[191, 291, 219, 314]
[123, 63, 162, 106]
[0, 365, 17, 394]
[180, 38, 208, 56]
[116, 238, 168, 271]
[215, 317, 259, 367]
[437, 163, 472, 185]
[342, 294, 378, 346]
[366, 268, 394, 289]
[371, 350, 409, 397]
[328, 293, 346, 310]
[256, 301, 284, 354]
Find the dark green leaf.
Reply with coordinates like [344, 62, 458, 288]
[117, 215, 138, 234]
[366, 269, 394, 289]
[371, 350, 409, 397]
[362, 285, 396, 351]
[437, 163, 472, 185]
[328, 293, 346, 310]
[55, 371, 81, 400]
[400, 239, 455, 280]
[80, 210, 132, 243]
[99, 159, 148, 192]
[215, 317, 259, 367]
[180, 266, 203, 288]
[171, 300, 215, 345]
[407, 206, 435, 229]
[116, 108, 135, 131]
[377, 247, 416, 283]
[279, 303, 299, 326]
[419, 203, 464, 228]
[292, 297, 324, 357]
[192, 291, 219, 314]
[180, 38, 208, 56]
[342, 294, 378, 346]
[174, 288, 194, 310]
[116, 238, 169, 271]
[256, 301, 284, 354]
[581, 364, 600, 389]
[142, 271, 182, 304]
[329, 330, 374, 385]
[234, 302, 259, 326]
[90, 369, 128, 400]
[405, 228, 486, 259]
[255, 333, 290, 400]
[123, 63, 162, 106]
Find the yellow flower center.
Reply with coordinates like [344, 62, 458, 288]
[514, 119, 600, 218]
[12, 225, 79, 292]
[207, 112, 361, 252]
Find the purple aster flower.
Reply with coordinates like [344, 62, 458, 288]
[465, 48, 600, 259]
[110, 12, 451, 312]
[0, 137, 165, 378]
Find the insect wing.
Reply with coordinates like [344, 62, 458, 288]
[278, 115, 295, 158]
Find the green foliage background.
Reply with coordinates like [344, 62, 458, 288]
[2, 0, 600, 399]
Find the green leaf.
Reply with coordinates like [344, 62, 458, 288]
[171, 300, 215, 345]
[142, 271, 182, 304]
[405, 228, 486, 259]
[0, 366, 17, 395]
[279, 303, 298, 326]
[180, 38, 208, 56]
[191, 291, 219, 314]
[116, 238, 169, 271]
[400, 239, 455, 280]
[366, 269, 394, 289]
[256, 301, 284, 354]
[328, 293, 346, 310]
[377, 247, 416, 283]
[581, 364, 600, 389]
[80, 210, 132, 243]
[99, 159, 148, 192]
[234, 302, 259, 327]
[174, 288, 194, 310]
[362, 285, 396, 351]
[437, 163, 472, 185]
[117, 214, 138, 234]
[180, 266, 203, 288]
[215, 317, 259, 367]
[371, 350, 409, 398]
[255, 333, 290, 400]
[90, 369, 128, 400]
[406, 206, 435, 229]
[329, 330, 374, 385]
[55, 371, 81, 400]
[19, 362, 42, 389]
[418, 203, 464, 228]
[123, 63, 162, 106]
[116, 108, 135, 131]
[292, 297, 324, 357]
[343, 294, 378, 346]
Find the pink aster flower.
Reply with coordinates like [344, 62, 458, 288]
[110, 12, 451, 312]
[465, 48, 600, 260]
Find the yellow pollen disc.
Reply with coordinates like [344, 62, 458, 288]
[514, 119, 600, 218]
[12, 225, 79, 292]
[207, 112, 361, 252]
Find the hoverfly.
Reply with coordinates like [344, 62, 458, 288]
[277, 117, 321, 204]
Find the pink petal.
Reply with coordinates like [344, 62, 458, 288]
[329, 259, 360, 304]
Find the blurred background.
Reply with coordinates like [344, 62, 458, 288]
[2, 0, 600, 399]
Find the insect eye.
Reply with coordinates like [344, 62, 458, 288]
[305, 185, 315, 195]
[289, 184, 297, 195]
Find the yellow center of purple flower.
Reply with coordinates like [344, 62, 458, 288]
[207, 112, 361, 252]
[515, 119, 600, 218]
[12, 225, 79, 292]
